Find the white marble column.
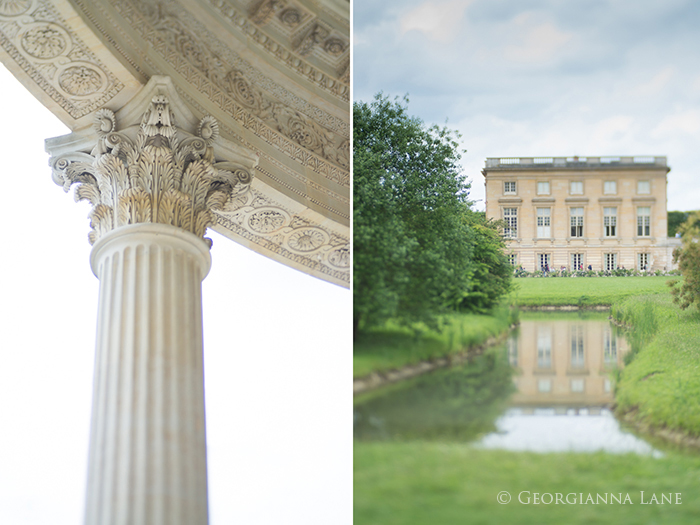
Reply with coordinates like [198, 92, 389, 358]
[84, 223, 211, 525]
[46, 80, 257, 525]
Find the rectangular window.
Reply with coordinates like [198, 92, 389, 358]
[638, 253, 650, 271]
[504, 181, 516, 194]
[538, 253, 551, 272]
[570, 326, 584, 369]
[604, 253, 617, 271]
[637, 180, 650, 194]
[571, 253, 583, 270]
[508, 253, 517, 266]
[537, 327, 552, 368]
[503, 208, 518, 238]
[604, 181, 617, 194]
[571, 379, 585, 393]
[507, 337, 518, 367]
[570, 207, 584, 237]
[603, 207, 617, 237]
[604, 329, 617, 365]
[537, 181, 550, 195]
[637, 206, 651, 236]
[536, 208, 551, 238]
[570, 181, 583, 194]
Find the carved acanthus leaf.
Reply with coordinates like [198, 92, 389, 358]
[52, 95, 254, 246]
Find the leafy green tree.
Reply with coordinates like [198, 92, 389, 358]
[459, 212, 512, 313]
[669, 211, 700, 310]
[668, 211, 691, 237]
[353, 94, 473, 333]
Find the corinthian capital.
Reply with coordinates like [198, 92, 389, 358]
[47, 76, 257, 246]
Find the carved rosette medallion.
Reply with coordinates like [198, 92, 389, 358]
[51, 96, 254, 246]
[21, 23, 68, 59]
[323, 38, 346, 56]
[328, 246, 349, 268]
[248, 209, 288, 233]
[0, 0, 32, 16]
[58, 64, 104, 96]
[287, 227, 327, 252]
[279, 8, 302, 27]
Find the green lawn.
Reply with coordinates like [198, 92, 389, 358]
[510, 276, 674, 306]
[613, 294, 700, 437]
[355, 443, 700, 525]
[354, 277, 700, 524]
[353, 306, 516, 378]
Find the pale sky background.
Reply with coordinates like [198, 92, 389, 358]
[354, 0, 700, 212]
[0, 64, 352, 524]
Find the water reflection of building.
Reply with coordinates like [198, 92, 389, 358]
[508, 319, 627, 410]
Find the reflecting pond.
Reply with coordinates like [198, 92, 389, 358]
[354, 312, 660, 455]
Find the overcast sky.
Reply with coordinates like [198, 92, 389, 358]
[354, 0, 700, 212]
[0, 64, 351, 525]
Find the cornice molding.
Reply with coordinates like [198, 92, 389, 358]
[98, 0, 349, 182]
[0, 0, 126, 120]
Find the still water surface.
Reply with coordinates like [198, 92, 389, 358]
[354, 313, 660, 456]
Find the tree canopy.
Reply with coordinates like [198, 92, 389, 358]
[668, 211, 691, 237]
[669, 210, 700, 311]
[353, 94, 511, 334]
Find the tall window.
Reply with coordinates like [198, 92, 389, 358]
[571, 253, 583, 270]
[504, 181, 516, 194]
[570, 207, 584, 237]
[603, 207, 617, 237]
[637, 180, 650, 194]
[637, 206, 651, 236]
[503, 208, 518, 238]
[536, 208, 551, 238]
[604, 180, 617, 194]
[538, 253, 550, 271]
[507, 337, 518, 367]
[508, 253, 517, 266]
[537, 327, 552, 368]
[537, 181, 550, 195]
[570, 181, 583, 194]
[570, 326, 585, 369]
[638, 253, 650, 271]
[604, 328, 617, 365]
[604, 253, 617, 271]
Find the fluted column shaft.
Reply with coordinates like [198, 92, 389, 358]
[84, 223, 212, 525]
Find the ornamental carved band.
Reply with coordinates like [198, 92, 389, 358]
[52, 95, 252, 246]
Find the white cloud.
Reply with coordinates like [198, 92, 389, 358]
[399, 0, 472, 43]
[589, 115, 635, 148]
[635, 66, 676, 97]
[652, 109, 700, 138]
[503, 13, 573, 63]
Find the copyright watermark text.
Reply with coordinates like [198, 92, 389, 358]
[497, 491, 682, 505]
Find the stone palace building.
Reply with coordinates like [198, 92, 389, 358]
[483, 156, 681, 272]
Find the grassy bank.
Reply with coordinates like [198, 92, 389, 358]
[353, 305, 517, 378]
[355, 443, 700, 525]
[612, 294, 700, 437]
[510, 276, 673, 306]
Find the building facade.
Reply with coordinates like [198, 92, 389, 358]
[483, 156, 680, 272]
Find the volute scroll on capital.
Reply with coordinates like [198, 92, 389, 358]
[49, 89, 256, 247]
